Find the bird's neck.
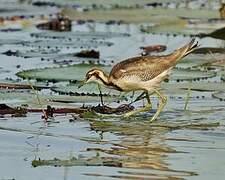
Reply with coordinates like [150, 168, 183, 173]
[99, 74, 109, 86]
[97, 73, 123, 91]
[96, 72, 110, 86]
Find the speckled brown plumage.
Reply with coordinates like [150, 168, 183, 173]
[109, 39, 198, 84]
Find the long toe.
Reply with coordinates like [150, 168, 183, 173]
[145, 103, 152, 111]
[150, 115, 157, 122]
[123, 111, 135, 118]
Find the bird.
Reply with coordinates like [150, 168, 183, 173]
[80, 39, 199, 121]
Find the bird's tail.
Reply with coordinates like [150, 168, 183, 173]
[170, 39, 199, 64]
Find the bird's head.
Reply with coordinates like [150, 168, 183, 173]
[79, 68, 109, 88]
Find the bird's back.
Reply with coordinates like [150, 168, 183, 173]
[109, 39, 198, 82]
[109, 54, 172, 82]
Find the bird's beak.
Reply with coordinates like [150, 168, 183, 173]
[78, 79, 87, 88]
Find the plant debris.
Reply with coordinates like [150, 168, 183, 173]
[74, 50, 100, 59]
[140, 45, 166, 55]
[91, 104, 134, 115]
[0, 104, 27, 115]
[37, 15, 72, 31]
[32, 156, 122, 167]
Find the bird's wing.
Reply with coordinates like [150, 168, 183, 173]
[109, 56, 171, 81]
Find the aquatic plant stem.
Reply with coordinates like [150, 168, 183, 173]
[27, 80, 48, 120]
[184, 81, 192, 111]
[97, 84, 104, 106]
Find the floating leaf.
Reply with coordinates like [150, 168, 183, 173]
[163, 82, 225, 92]
[212, 91, 225, 101]
[176, 57, 208, 69]
[0, 39, 28, 45]
[171, 68, 216, 81]
[0, 3, 58, 18]
[31, 31, 129, 39]
[0, 90, 120, 108]
[62, 7, 218, 24]
[16, 64, 111, 82]
[0, 81, 49, 90]
[2, 49, 60, 58]
[22, 39, 113, 49]
[192, 47, 225, 54]
[51, 83, 121, 96]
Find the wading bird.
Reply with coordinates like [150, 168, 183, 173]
[80, 39, 199, 121]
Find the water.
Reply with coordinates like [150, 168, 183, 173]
[0, 1, 225, 180]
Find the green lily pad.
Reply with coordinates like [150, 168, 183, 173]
[51, 83, 121, 96]
[176, 57, 209, 69]
[31, 31, 129, 39]
[0, 90, 120, 108]
[0, 81, 49, 90]
[2, 49, 103, 65]
[62, 7, 219, 24]
[212, 91, 225, 101]
[171, 68, 216, 81]
[163, 82, 225, 92]
[23, 39, 113, 49]
[2, 49, 60, 58]
[16, 64, 111, 82]
[192, 47, 225, 54]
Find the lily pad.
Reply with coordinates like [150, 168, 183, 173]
[2, 49, 60, 58]
[171, 68, 216, 81]
[22, 39, 113, 49]
[212, 91, 225, 101]
[0, 90, 120, 108]
[16, 64, 111, 82]
[62, 7, 219, 23]
[0, 82, 49, 90]
[0, 39, 28, 46]
[163, 82, 225, 92]
[31, 31, 129, 40]
[176, 57, 209, 69]
[0, 3, 59, 18]
[192, 47, 225, 54]
[51, 83, 121, 96]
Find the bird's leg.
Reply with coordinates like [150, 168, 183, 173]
[117, 92, 129, 102]
[150, 89, 167, 122]
[130, 91, 154, 105]
[145, 92, 152, 109]
[123, 91, 152, 118]
[129, 91, 145, 105]
[97, 84, 104, 106]
[130, 91, 135, 103]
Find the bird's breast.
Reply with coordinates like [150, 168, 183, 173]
[111, 76, 145, 91]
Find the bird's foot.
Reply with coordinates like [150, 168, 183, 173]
[123, 103, 152, 118]
[149, 94, 167, 122]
